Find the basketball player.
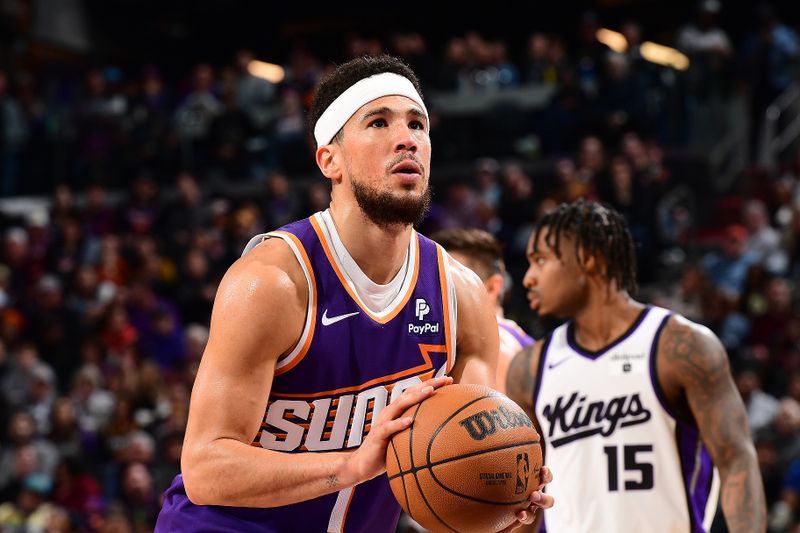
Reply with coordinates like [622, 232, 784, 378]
[506, 199, 765, 532]
[432, 228, 534, 393]
[155, 55, 553, 533]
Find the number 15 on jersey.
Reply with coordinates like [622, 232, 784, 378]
[603, 444, 654, 491]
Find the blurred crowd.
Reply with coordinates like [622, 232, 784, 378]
[1, 2, 800, 532]
[1, 2, 798, 195]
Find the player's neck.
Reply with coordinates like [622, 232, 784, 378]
[572, 289, 644, 352]
[327, 202, 412, 284]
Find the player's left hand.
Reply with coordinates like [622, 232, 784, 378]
[498, 465, 554, 532]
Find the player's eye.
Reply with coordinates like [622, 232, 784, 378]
[409, 119, 426, 131]
[368, 118, 387, 128]
[536, 257, 546, 266]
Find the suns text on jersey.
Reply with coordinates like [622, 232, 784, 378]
[257, 369, 446, 452]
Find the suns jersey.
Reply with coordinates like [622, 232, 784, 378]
[534, 306, 719, 533]
[156, 212, 457, 533]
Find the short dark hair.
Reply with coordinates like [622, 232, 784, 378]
[308, 55, 424, 148]
[533, 199, 638, 294]
[431, 228, 505, 282]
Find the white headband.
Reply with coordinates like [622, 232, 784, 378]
[313, 72, 428, 147]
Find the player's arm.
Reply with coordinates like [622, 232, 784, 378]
[447, 257, 499, 387]
[181, 240, 448, 507]
[496, 341, 516, 395]
[658, 316, 767, 533]
[505, 341, 542, 427]
[505, 341, 547, 533]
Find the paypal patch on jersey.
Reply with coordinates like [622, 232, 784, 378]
[408, 297, 441, 336]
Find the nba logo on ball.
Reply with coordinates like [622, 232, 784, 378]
[515, 453, 530, 494]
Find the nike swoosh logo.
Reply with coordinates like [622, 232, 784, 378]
[321, 310, 360, 326]
[548, 356, 572, 370]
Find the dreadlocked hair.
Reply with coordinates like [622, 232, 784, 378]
[533, 198, 638, 294]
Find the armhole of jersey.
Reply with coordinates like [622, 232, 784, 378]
[532, 332, 553, 461]
[258, 231, 317, 375]
[649, 312, 688, 423]
[241, 232, 269, 256]
[438, 246, 458, 374]
[532, 332, 552, 413]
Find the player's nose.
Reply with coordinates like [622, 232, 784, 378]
[393, 125, 418, 154]
[522, 266, 537, 288]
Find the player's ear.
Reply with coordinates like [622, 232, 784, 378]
[581, 248, 606, 276]
[316, 144, 342, 182]
[579, 247, 603, 276]
[485, 273, 505, 303]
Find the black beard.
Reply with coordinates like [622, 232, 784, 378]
[351, 179, 432, 228]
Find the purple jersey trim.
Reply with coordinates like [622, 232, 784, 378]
[499, 321, 535, 349]
[650, 313, 715, 532]
[566, 306, 651, 360]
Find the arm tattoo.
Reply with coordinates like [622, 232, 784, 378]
[326, 475, 338, 488]
[506, 344, 537, 411]
[659, 319, 766, 532]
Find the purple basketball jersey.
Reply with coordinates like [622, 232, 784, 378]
[156, 213, 455, 532]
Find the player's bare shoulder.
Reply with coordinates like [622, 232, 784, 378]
[444, 250, 496, 333]
[213, 237, 308, 343]
[656, 312, 730, 393]
[236, 236, 307, 288]
[441, 247, 500, 386]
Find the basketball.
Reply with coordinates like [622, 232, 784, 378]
[386, 383, 542, 533]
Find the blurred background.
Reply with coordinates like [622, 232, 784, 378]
[1, 0, 800, 531]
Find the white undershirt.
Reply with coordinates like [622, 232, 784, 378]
[319, 209, 413, 314]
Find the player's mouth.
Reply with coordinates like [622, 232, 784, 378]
[390, 160, 423, 184]
[527, 290, 541, 310]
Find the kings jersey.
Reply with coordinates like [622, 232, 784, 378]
[534, 306, 719, 533]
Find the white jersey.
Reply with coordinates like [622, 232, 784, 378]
[534, 306, 719, 533]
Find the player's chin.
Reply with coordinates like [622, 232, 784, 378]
[391, 172, 424, 189]
[529, 299, 546, 315]
[386, 184, 420, 200]
[535, 300, 563, 320]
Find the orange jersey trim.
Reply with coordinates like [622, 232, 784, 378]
[340, 487, 356, 532]
[436, 245, 454, 372]
[308, 215, 420, 324]
[270, 343, 447, 399]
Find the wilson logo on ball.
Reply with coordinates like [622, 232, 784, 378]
[458, 405, 534, 441]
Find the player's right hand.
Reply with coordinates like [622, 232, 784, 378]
[342, 375, 453, 486]
[499, 465, 554, 532]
